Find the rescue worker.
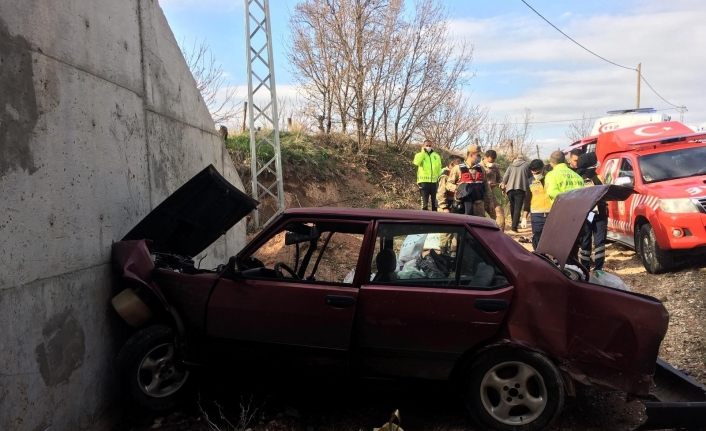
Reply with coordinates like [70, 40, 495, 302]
[447, 144, 494, 217]
[544, 151, 585, 201]
[570, 149, 608, 271]
[413, 139, 443, 211]
[481, 150, 506, 231]
[527, 159, 553, 250]
[544, 150, 586, 266]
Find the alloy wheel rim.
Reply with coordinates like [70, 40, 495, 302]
[479, 361, 548, 425]
[137, 342, 189, 398]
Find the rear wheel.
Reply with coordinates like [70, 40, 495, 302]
[637, 223, 672, 274]
[465, 347, 565, 431]
[117, 325, 191, 411]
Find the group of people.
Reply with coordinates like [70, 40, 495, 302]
[413, 140, 608, 271]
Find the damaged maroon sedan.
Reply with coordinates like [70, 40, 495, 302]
[111, 165, 668, 430]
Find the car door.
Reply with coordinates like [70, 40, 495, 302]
[206, 219, 369, 351]
[355, 221, 513, 379]
[615, 157, 637, 245]
[600, 158, 624, 241]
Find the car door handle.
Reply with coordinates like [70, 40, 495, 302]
[474, 298, 508, 312]
[325, 295, 355, 308]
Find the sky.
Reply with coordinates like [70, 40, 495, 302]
[160, 0, 706, 156]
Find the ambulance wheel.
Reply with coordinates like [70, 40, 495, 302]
[638, 223, 672, 274]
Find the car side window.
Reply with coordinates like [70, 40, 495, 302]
[246, 221, 365, 285]
[369, 223, 508, 290]
[602, 158, 617, 184]
[457, 231, 508, 289]
[619, 158, 634, 179]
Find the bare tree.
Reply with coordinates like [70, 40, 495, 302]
[479, 108, 534, 158]
[182, 39, 241, 126]
[289, 0, 474, 152]
[421, 92, 485, 150]
[565, 112, 594, 143]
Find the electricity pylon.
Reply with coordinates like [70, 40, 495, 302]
[244, 0, 284, 227]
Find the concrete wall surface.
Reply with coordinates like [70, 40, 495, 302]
[0, 0, 247, 429]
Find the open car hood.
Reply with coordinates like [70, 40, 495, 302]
[122, 164, 258, 257]
[536, 185, 632, 268]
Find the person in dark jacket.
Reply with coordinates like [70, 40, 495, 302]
[482, 150, 506, 231]
[500, 155, 531, 232]
[570, 149, 608, 271]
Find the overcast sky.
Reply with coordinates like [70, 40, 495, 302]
[161, 0, 705, 156]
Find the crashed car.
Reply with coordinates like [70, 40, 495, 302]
[111, 165, 668, 430]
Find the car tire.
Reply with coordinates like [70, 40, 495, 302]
[117, 325, 191, 411]
[637, 223, 672, 274]
[465, 347, 565, 431]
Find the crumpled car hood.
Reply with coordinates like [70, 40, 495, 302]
[122, 164, 258, 257]
[536, 185, 632, 268]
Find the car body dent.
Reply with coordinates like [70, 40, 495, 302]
[469, 224, 668, 395]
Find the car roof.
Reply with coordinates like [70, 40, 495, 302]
[283, 207, 499, 229]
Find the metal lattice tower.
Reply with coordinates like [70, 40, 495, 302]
[244, 0, 284, 227]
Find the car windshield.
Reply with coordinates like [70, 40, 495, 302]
[639, 146, 706, 183]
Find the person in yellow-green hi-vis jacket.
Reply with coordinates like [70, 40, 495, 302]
[413, 139, 443, 211]
[544, 150, 585, 202]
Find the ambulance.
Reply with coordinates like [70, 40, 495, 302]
[570, 115, 706, 273]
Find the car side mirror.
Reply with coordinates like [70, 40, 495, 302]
[614, 176, 633, 187]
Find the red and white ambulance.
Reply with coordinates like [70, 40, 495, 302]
[577, 120, 706, 273]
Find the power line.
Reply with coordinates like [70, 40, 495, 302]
[639, 74, 686, 110]
[519, 0, 686, 111]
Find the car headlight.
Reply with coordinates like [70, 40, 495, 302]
[658, 198, 701, 213]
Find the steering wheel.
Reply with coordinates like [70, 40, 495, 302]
[274, 262, 299, 279]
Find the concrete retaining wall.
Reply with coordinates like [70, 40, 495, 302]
[0, 0, 247, 429]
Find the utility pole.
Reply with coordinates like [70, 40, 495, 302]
[636, 62, 641, 109]
[244, 0, 285, 228]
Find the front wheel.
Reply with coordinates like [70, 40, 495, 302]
[117, 325, 191, 411]
[465, 347, 565, 431]
[637, 223, 672, 274]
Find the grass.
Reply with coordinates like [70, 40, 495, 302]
[226, 131, 343, 181]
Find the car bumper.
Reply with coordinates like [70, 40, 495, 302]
[655, 211, 706, 250]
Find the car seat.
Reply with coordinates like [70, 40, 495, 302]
[373, 248, 398, 282]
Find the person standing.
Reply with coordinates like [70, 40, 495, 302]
[544, 151, 584, 202]
[481, 150, 506, 231]
[437, 156, 464, 213]
[570, 149, 608, 271]
[501, 155, 530, 232]
[527, 159, 553, 250]
[447, 144, 494, 217]
[413, 139, 443, 211]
